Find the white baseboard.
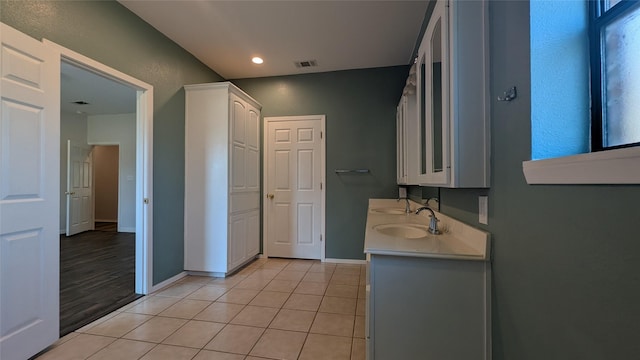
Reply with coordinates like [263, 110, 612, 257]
[118, 226, 135, 233]
[150, 271, 187, 293]
[323, 258, 367, 265]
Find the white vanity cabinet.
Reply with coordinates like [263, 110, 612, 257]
[367, 255, 491, 360]
[364, 199, 491, 360]
[413, 0, 490, 188]
[184, 82, 261, 276]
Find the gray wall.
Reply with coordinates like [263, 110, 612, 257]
[417, 2, 640, 358]
[1, 0, 224, 284]
[234, 66, 407, 259]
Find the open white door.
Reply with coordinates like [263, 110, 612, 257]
[0, 23, 60, 359]
[66, 140, 94, 236]
[264, 115, 325, 260]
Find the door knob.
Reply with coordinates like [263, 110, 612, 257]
[266, 193, 274, 199]
[65, 191, 75, 195]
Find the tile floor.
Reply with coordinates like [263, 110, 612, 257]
[36, 258, 367, 360]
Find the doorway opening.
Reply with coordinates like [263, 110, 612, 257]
[52, 41, 153, 335]
[94, 145, 119, 231]
[59, 62, 139, 335]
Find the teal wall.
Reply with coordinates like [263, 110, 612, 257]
[417, 2, 640, 358]
[233, 66, 407, 259]
[0, 0, 224, 284]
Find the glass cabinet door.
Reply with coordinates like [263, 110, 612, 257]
[417, 0, 449, 185]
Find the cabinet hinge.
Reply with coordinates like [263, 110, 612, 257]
[320, 182, 323, 190]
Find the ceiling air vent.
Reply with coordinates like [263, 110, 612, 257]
[72, 100, 90, 105]
[294, 60, 318, 68]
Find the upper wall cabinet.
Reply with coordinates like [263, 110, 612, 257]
[413, 0, 490, 188]
[397, 65, 418, 185]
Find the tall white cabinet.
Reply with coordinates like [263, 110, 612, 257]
[184, 82, 261, 276]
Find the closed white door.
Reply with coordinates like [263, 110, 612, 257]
[264, 116, 325, 260]
[66, 140, 94, 236]
[0, 23, 60, 359]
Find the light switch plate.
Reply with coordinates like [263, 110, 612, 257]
[479, 196, 488, 225]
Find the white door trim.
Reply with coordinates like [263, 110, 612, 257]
[263, 115, 326, 261]
[43, 40, 154, 295]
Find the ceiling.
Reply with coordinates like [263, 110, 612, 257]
[61, 62, 136, 116]
[118, 0, 430, 79]
[60, 1, 429, 117]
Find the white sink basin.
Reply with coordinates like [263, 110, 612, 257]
[374, 223, 430, 239]
[370, 208, 408, 215]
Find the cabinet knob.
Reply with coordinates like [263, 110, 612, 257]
[266, 193, 274, 199]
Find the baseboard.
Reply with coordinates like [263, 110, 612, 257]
[150, 271, 187, 293]
[118, 226, 135, 233]
[186, 270, 226, 278]
[323, 258, 367, 265]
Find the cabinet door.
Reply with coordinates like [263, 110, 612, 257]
[417, 0, 450, 186]
[246, 105, 260, 191]
[246, 210, 260, 258]
[231, 96, 247, 191]
[228, 213, 247, 270]
[396, 99, 407, 184]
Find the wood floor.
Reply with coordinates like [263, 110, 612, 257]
[59, 224, 142, 336]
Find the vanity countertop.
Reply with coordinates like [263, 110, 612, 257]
[364, 198, 490, 261]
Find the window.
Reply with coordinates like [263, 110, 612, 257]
[525, 0, 640, 184]
[590, 0, 640, 150]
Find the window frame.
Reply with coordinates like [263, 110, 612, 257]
[589, 0, 640, 151]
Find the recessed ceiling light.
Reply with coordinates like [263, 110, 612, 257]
[252, 57, 264, 65]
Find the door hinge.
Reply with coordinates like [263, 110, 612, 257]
[320, 182, 323, 190]
[320, 234, 323, 242]
[320, 131, 323, 139]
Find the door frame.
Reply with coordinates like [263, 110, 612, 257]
[44, 40, 154, 294]
[262, 115, 326, 261]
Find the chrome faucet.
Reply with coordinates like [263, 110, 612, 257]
[415, 206, 441, 235]
[397, 197, 411, 214]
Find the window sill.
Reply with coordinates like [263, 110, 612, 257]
[522, 147, 640, 185]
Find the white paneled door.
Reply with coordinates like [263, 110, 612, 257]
[0, 23, 60, 359]
[66, 140, 94, 236]
[264, 116, 325, 260]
